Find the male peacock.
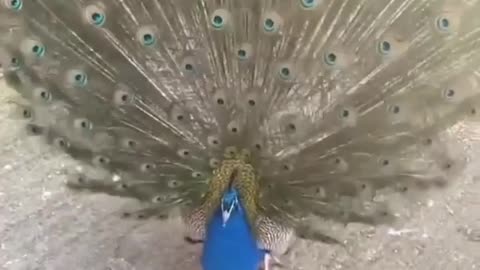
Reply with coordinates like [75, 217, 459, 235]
[1, 0, 480, 269]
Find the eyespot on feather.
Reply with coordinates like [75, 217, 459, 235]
[210, 9, 232, 31]
[84, 4, 106, 27]
[136, 26, 157, 46]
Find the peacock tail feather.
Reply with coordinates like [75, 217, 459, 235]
[1, 0, 480, 266]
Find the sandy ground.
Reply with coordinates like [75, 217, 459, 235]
[0, 79, 479, 270]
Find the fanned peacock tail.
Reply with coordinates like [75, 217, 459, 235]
[2, 0, 480, 262]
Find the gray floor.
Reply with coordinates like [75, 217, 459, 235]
[0, 80, 479, 270]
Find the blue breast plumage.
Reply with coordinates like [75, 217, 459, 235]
[201, 188, 267, 270]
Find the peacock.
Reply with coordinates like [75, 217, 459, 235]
[1, 0, 480, 269]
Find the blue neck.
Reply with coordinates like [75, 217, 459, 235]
[201, 188, 266, 270]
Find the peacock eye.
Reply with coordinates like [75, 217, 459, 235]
[378, 40, 392, 55]
[10, 57, 20, 68]
[236, 43, 253, 61]
[210, 9, 231, 30]
[279, 67, 290, 79]
[136, 26, 157, 46]
[277, 63, 295, 81]
[31, 44, 46, 57]
[143, 34, 155, 45]
[20, 39, 46, 59]
[6, 0, 23, 11]
[435, 16, 451, 32]
[324, 52, 337, 66]
[85, 5, 106, 27]
[237, 49, 247, 59]
[300, 0, 319, 9]
[90, 11, 105, 26]
[261, 11, 283, 34]
[73, 118, 93, 130]
[66, 69, 88, 88]
[263, 18, 275, 32]
[212, 15, 224, 28]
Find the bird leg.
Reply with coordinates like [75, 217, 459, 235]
[264, 253, 271, 270]
[261, 253, 284, 270]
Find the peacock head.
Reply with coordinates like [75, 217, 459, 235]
[220, 187, 241, 226]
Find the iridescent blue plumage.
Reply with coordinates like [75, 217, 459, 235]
[201, 188, 268, 270]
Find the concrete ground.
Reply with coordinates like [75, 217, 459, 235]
[0, 79, 479, 270]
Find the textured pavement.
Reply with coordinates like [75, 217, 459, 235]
[0, 79, 479, 270]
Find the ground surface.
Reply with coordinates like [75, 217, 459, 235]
[0, 79, 479, 270]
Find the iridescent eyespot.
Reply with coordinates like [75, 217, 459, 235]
[169, 104, 188, 123]
[337, 107, 357, 127]
[93, 155, 110, 166]
[122, 138, 137, 149]
[143, 34, 155, 46]
[279, 67, 291, 79]
[184, 63, 193, 71]
[277, 63, 295, 81]
[236, 43, 253, 61]
[282, 164, 293, 171]
[377, 40, 391, 55]
[167, 179, 182, 188]
[33, 87, 51, 102]
[177, 149, 191, 158]
[21, 108, 32, 119]
[389, 105, 401, 114]
[207, 135, 220, 147]
[442, 88, 458, 102]
[90, 12, 105, 26]
[85, 5, 106, 27]
[152, 195, 166, 203]
[182, 59, 195, 72]
[227, 121, 240, 133]
[443, 88, 455, 98]
[20, 39, 46, 59]
[237, 49, 247, 59]
[381, 159, 390, 166]
[261, 12, 283, 34]
[31, 44, 45, 57]
[75, 73, 87, 86]
[73, 118, 93, 130]
[66, 69, 88, 87]
[5, 0, 22, 11]
[213, 90, 226, 106]
[140, 163, 156, 173]
[300, 0, 319, 9]
[209, 158, 220, 168]
[212, 15, 224, 28]
[247, 93, 258, 107]
[53, 137, 70, 149]
[210, 9, 231, 30]
[324, 52, 337, 66]
[136, 26, 157, 46]
[11, 57, 19, 65]
[192, 171, 203, 178]
[71, 71, 88, 87]
[9, 56, 21, 70]
[264, 18, 275, 32]
[225, 146, 238, 158]
[113, 89, 133, 106]
[436, 16, 451, 32]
